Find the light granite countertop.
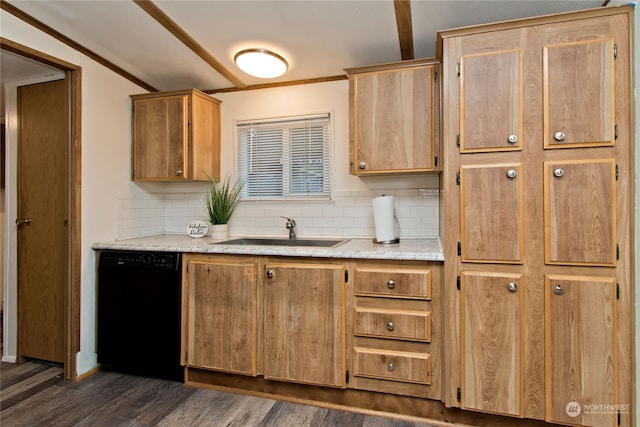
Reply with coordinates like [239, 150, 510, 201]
[92, 235, 444, 262]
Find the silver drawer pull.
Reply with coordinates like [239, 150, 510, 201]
[358, 161, 366, 170]
[508, 134, 518, 144]
[506, 169, 517, 179]
[387, 363, 395, 372]
[387, 280, 395, 289]
[554, 131, 565, 141]
[554, 168, 564, 178]
[386, 321, 395, 332]
[507, 282, 517, 292]
[553, 285, 564, 295]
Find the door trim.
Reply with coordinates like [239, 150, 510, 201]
[1, 38, 81, 381]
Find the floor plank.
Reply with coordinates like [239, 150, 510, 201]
[1, 361, 438, 426]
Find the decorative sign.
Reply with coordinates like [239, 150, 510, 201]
[187, 220, 208, 238]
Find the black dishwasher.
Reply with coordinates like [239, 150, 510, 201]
[97, 250, 183, 381]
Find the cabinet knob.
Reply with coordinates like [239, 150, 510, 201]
[266, 270, 274, 279]
[386, 321, 395, 332]
[358, 161, 366, 170]
[507, 282, 518, 292]
[553, 284, 564, 295]
[506, 169, 517, 179]
[176, 170, 183, 176]
[554, 131, 566, 141]
[508, 134, 518, 144]
[387, 279, 395, 289]
[554, 168, 564, 178]
[387, 363, 395, 372]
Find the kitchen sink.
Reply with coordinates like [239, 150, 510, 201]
[214, 237, 348, 248]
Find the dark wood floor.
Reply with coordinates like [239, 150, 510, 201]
[1, 361, 440, 427]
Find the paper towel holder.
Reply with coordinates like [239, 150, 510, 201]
[372, 215, 400, 244]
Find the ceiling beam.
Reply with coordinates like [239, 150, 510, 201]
[393, 0, 414, 61]
[133, 0, 247, 89]
[1, 0, 157, 92]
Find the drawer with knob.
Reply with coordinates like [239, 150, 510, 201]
[352, 347, 431, 385]
[353, 267, 431, 300]
[354, 307, 430, 342]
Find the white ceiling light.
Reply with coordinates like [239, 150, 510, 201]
[234, 49, 289, 79]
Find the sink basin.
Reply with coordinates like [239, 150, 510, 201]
[214, 237, 348, 248]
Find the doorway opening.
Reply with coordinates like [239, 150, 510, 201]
[1, 38, 81, 380]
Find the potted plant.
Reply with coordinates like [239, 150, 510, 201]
[204, 175, 243, 239]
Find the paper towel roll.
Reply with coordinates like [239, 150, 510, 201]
[372, 195, 397, 242]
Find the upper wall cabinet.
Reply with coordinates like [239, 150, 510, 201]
[131, 88, 221, 182]
[345, 59, 439, 175]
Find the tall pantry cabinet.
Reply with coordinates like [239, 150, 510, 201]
[438, 6, 633, 427]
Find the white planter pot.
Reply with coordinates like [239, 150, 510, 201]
[209, 223, 229, 240]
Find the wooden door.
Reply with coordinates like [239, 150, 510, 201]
[263, 262, 346, 387]
[185, 258, 258, 375]
[353, 65, 435, 173]
[132, 94, 188, 181]
[544, 38, 615, 148]
[460, 163, 524, 263]
[461, 271, 523, 416]
[460, 50, 522, 152]
[17, 80, 67, 363]
[544, 159, 616, 266]
[545, 275, 617, 426]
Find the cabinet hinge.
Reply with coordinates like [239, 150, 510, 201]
[457, 241, 462, 256]
[615, 123, 618, 140]
[615, 164, 619, 181]
[457, 387, 461, 402]
[616, 283, 620, 300]
[456, 134, 460, 148]
[456, 171, 460, 186]
[434, 70, 438, 82]
[344, 270, 349, 283]
[346, 370, 350, 384]
[616, 243, 620, 260]
[614, 43, 618, 59]
[456, 62, 461, 77]
[457, 276, 461, 291]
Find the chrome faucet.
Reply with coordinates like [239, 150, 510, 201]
[281, 216, 296, 239]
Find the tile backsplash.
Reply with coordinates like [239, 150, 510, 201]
[116, 188, 439, 240]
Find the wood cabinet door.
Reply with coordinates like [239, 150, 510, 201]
[544, 159, 616, 266]
[459, 50, 522, 152]
[544, 38, 615, 148]
[132, 94, 188, 181]
[353, 65, 435, 173]
[545, 275, 617, 426]
[461, 271, 523, 416]
[264, 262, 346, 387]
[186, 260, 258, 375]
[460, 163, 524, 263]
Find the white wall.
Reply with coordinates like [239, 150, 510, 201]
[0, 9, 151, 374]
[115, 81, 440, 240]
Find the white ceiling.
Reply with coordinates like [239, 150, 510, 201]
[1, 0, 615, 91]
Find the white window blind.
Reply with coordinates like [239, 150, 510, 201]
[237, 114, 331, 200]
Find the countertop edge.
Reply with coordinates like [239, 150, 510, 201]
[91, 235, 445, 262]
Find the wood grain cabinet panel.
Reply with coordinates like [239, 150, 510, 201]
[460, 50, 522, 152]
[544, 39, 615, 148]
[439, 8, 633, 425]
[354, 267, 431, 299]
[185, 258, 258, 375]
[263, 262, 346, 388]
[354, 308, 430, 342]
[347, 59, 439, 175]
[460, 163, 524, 263]
[545, 275, 617, 427]
[544, 159, 616, 266]
[353, 347, 431, 385]
[461, 271, 523, 417]
[131, 88, 221, 181]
